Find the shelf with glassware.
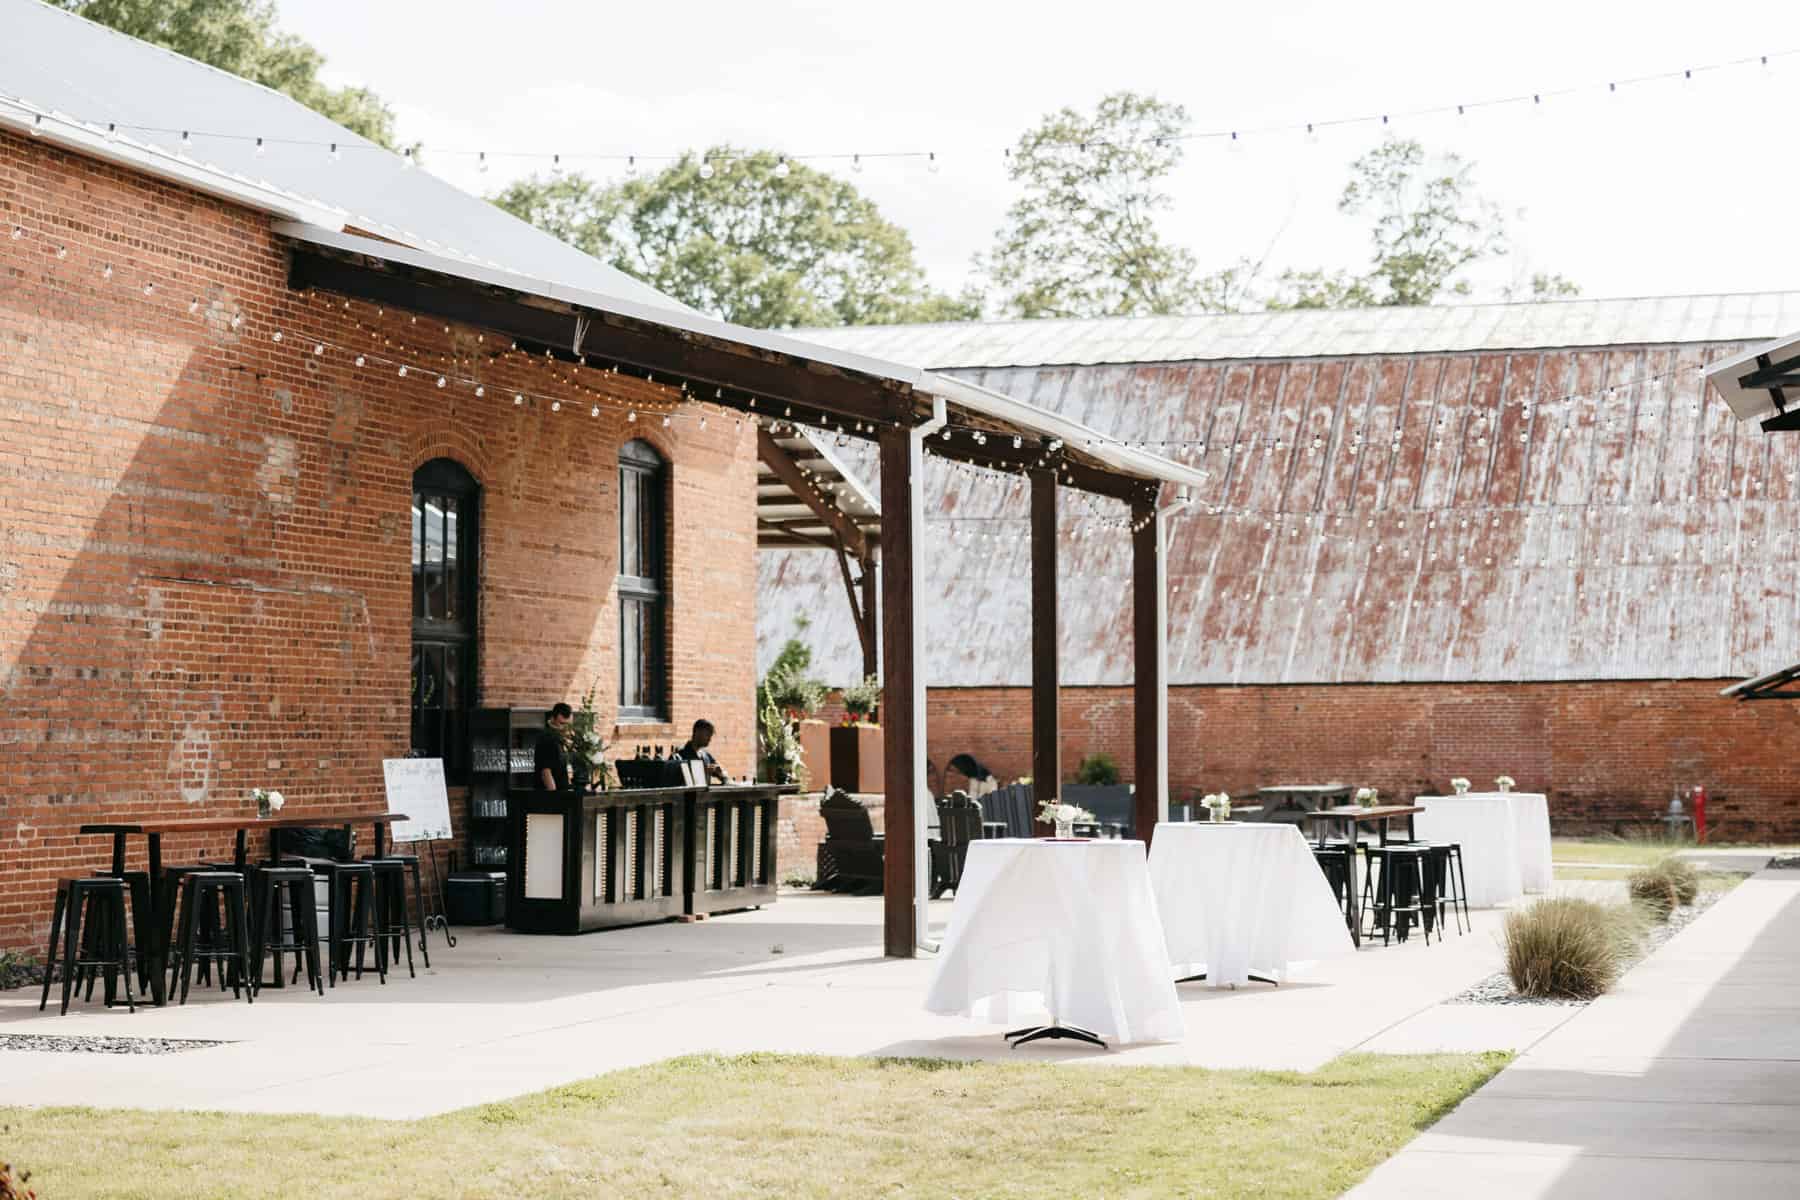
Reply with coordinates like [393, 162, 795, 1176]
[467, 706, 547, 872]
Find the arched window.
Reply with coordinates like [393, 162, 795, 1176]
[618, 439, 667, 719]
[412, 458, 479, 775]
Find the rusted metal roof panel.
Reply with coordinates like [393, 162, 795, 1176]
[759, 337, 1800, 687]
[790, 293, 1800, 370]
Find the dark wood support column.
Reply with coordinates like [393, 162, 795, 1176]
[860, 552, 879, 683]
[1030, 468, 1061, 826]
[879, 427, 921, 957]
[1132, 498, 1164, 846]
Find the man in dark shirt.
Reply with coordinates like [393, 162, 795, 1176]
[677, 718, 728, 784]
[535, 703, 573, 793]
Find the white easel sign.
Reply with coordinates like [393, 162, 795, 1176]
[382, 757, 453, 844]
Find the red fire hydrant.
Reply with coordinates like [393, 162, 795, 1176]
[1692, 785, 1708, 845]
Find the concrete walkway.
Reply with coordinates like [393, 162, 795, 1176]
[1350, 865, 1800, 1198]
[0, 889, 1542, 1119]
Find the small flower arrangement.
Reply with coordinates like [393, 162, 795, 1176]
[1450, 777, 1471, 795]
[1038, 800, 1095, 834]
[1354, 786, 1379, 808]
[252, 787, 285, 819]
[839, 675, 882, 726]
[1200, 791, 1233, 822]
[1495, 775, 1516, 793]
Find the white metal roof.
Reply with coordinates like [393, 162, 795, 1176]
[791, 292, 1800, 369]
[0, 0, 684, 312]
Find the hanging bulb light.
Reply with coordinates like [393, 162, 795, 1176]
[591, 405, 600, 417]
[774, 156, 791, 178]
[436, 376, 447, 389]
[699, 158, 715, 180]
[29, 115, 43, 136]
[355, 355, 366, 367]
[625, 155, 637, 176]
[551, 400, 561, 412]
[397, 365, 407, 377]
[330, 142, 341, 163]
[475, 386, 485, 398]
[180, 130, 192, 151]
[478, 152, 489, 174]
[514, 393, 524, 406]
[927, 152, 939, 173]
[401, 147, 415, 169]
[627, 410, 637, 422]
[851, 154, 863, 173]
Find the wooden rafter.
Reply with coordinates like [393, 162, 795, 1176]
[757, 429, 869, 560]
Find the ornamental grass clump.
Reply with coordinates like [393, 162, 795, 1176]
[1503, 897, 1639, 1000]
[1627, 856, 1702, 918]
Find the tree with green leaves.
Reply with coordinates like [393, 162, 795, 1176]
[52, 0, 399, 148]
[1266, 139, 1572, 309]
[980, 92, 1231, 319]
[493, 149, 976, 328]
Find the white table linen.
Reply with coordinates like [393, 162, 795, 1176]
[1504, 793, 1553, 892]
[1412, 795, 1527, 907]
[1148, 822, 1354, 987]
[925, 839, 1185, 1044]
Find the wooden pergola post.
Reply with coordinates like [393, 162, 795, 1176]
[1132, 497, 1166, 845]
[1031, 468, 1061, 825]
[880, 425, 923, 956]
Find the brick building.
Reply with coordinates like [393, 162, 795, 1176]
[764, 298, 1800, 838]
[0, 6, 767, 954]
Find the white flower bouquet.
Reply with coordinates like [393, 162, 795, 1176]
[252, 787, 285, 819]
[1200, 791, 1233, 822]
[1450, 777, 1471, 795]
[1353, 786, 1379, 808]
[1039, 800, 1095, 834]
[1495, 775, 1516, 793]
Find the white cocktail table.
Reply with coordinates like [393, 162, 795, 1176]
[925, 839, 1185, 1047]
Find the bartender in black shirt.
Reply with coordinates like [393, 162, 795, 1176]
[535, 702, 574, 793]
[677, 719, 728, 784]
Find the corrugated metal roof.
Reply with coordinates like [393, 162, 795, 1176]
[0, 0, 683, 311]
[791, 293, 1800, 369]
[761, 341, 1800, 687]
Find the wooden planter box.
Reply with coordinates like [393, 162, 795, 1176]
[796, 719, 831, 792]
[830, 722, 884, 793]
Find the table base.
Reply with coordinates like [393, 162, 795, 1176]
[1006, 1024, 1108, 1050]
[1175, 971, 1278, 988]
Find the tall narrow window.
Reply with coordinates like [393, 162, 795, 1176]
[618, 440, 667, 719]
[412, 458, 479, 775]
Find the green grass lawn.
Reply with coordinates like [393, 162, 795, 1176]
[1552, 837, 1695, 867]
[0, 1051, 1508, 1199]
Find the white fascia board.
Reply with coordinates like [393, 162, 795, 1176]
[2, 97, 345, 231]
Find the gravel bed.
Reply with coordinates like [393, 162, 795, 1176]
[1445, 880, 1738, 1007]
[0, 1033, 226, 1055]
[1770, 855, 1800, 870]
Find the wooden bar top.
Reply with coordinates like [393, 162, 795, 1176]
[1301, 805, 1424, 821]
[81, 810, 406, 836]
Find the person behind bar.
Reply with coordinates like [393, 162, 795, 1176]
[677, 719, 729, 784]
[536, 702, 574, 793]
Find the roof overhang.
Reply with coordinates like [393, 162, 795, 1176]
[274, 222, 1207, 504]
[757, 428, 880, 550]
[1721, 661, 1800, 700]
[1706, 331, 1800, 432]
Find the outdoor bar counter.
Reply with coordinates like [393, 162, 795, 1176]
[506, 782, 796, 933]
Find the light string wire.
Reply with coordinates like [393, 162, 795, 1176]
[5, 218, 1788, 563]
[2, 48, 1794, 167]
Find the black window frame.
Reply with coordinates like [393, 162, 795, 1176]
[618, 439, 668, 721]
[411, 457, 480, 779]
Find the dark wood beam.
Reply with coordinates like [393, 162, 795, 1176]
[879, 426, 921, 958]
[758, 430, 870, 560]
[860, 551, 879, 683]
[834, 540, 875, 682]
[1030, 467, 1061, 829]
[287, 246, 918, 429]
[755, 518, 837, 550]
[1132, 499, 1164, 848]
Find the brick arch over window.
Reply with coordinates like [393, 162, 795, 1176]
[408, 427, 493, 484]
[618, 438, 668, 720]
[412, 456, 480, 777]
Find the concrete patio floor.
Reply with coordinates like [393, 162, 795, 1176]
[0, 889, 1555, 1119]
[1350, 865, 1800, 1199]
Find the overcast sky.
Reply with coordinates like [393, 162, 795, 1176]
[284, 0, 1800, 311]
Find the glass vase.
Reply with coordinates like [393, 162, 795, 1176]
[256, 797, 271, 820]
[1209, 806, 1227, 823]
[1054, 820, 1073, 839]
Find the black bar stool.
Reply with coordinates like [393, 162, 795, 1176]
[167, 871, 254, 1004]
[311, 861, 384, 985]
[363, 858, 416, 979]
[39, 876, 135, 1016]
[1311, 842, 1356, 920]
[251, 866, 326, 995]
[1362, 846, 1433, 946]
[365, 852, 433, 967]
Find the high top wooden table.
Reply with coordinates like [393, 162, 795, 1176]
[1300, 805, 1424, 947]
[79, 810, 407, 1005]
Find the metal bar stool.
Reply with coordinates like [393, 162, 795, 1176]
[310, 861, 384, 986]
[1361, 845, 1433, 946]
[364, 852, 434, 967]
[167, 871, 255, 1005]
[251, 865, 326, 995]
[39, 876, 135, 1016]
[363, 858, 416, 980]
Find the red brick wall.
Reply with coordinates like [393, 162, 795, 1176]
[926, 682, 1799, 839]
[0, 131, 756, 953]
